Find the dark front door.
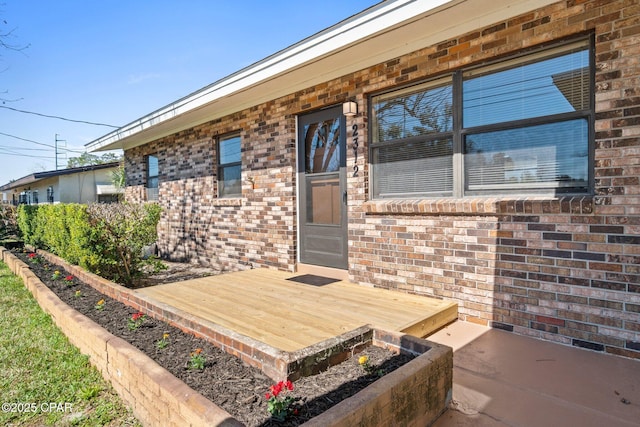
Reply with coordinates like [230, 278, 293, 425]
[298, 106, 348, 269]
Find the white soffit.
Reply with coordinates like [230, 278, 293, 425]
[87, 0, 556, 152]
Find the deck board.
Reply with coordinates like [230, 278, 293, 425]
[137, 269, 457, 352]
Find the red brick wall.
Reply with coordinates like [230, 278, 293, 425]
[125, 111, 297, 270]
[125, 0, 640, 358]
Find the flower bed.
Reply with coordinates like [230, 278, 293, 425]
[2, 247, 452, 426]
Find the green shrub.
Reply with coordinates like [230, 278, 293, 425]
[62, 204, 92, 265]
[86, 203, 163, 285]
[18, 204, 92, 264]
[17, 205, 39, 246]
[16, 202, 162, 286]
[38, 204, 67, 256]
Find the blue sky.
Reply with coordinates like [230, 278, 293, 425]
[0, 0, 378, 185]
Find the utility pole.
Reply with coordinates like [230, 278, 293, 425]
[55, 134, 66, 170]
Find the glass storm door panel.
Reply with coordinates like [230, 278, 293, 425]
[298, 106, 348, 269]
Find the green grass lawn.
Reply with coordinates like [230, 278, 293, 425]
[0, 261, 140, 427]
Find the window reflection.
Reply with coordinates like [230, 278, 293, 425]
[463, 49, 589, 127]
[218, 134, 242, 197]
[304, 119, 341, 174]
[465, 120, 588, 191]
[370, 40, 592, 197]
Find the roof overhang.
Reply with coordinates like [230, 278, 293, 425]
[0, 162, 120, 191]
[86, 0, 557, 152]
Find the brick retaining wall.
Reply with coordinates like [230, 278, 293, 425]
[0, 247, 241, 427]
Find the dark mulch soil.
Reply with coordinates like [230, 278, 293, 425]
[13, 251, 415, 427]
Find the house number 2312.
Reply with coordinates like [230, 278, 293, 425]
[351, 124, 359, 177]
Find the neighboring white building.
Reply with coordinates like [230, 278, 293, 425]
[0, 162, 123, 205]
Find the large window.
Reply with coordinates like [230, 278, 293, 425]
[218, 134, 241, 197]
[146, 155, 159, 201]
[370, 39, 592, 198]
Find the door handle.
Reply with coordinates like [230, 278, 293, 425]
[343, 191, 347, 205]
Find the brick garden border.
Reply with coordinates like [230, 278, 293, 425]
[1, 247, 242, 427]
[2, 247, 453, 426]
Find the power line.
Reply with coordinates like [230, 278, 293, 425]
[0, 149, 55, 160]
[0, 144, 50, 151]
[0, 131, 86, 153]
[0, 105, 120, 128]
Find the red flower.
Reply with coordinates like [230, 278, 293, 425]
[28, 253, 36, 258]
[270, 382, 283, 397]
[265, 393, 271, 400]
[269, 380, 293, 398]
[131, 312, 145, 321]
[64, 275, 74, 281]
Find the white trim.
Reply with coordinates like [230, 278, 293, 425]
[295, 113, 301, 265]
[96, 184, 124, 195]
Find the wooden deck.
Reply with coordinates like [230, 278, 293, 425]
[137, 269, 457, 352]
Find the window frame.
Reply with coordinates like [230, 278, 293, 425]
[217, 132, 242, 198]
[370, 76, 455, 198]
[146, 154, 159, 201]
[369, 37, 595, 199]
[46, 186, 54, 203]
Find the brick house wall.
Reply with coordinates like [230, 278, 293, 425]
[124, 0, 640, 358]
[125, 110, 297, 270]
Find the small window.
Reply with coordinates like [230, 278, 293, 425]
[218, 134, 241, 197]
[147, 155, 159, 201]
[370, 39, 592, 198]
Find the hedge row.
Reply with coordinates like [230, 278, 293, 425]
[17, 203, 162, 285]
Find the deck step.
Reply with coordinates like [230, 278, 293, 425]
[138, 268, 458, 351]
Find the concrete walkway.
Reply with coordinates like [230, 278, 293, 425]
[428, 322, 640, 427]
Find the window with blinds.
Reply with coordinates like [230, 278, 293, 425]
[370, 38, 592, 199]
[146, 155, 159, 201]
[217, 133, 242, 197]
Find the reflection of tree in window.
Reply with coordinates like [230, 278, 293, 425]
[371, 83, 454, 197]
[304, 119, 340, 173]
[371, 40, 591, 197]
[373, 85, 453, 142]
